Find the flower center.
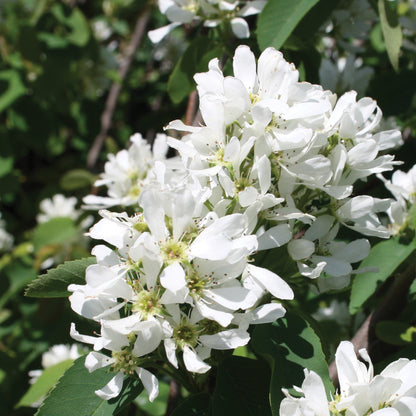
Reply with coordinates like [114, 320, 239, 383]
[160, 239, 188, 264]
[132, 290, 162, 318]
[112, 347, 139, 375]
[173, 322, 198, 349]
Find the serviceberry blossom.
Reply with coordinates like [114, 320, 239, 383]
[280, 341, 416, 416]
[83, 133, 169, 209]
[379, 164, 416, 235]
[148, 0, 266, 43]
[37, 194, 81, 224]
[69, 45, 402, 401]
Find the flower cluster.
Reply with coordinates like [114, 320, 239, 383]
[148, 0, 266, 43]
[69, 46, 402, 401]
[280, 340, 416, 416]
[379, 163, 416, 235]
[37, 194, 82, 224]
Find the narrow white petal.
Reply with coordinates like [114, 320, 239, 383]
[199, 329, 250, 350]
[230, 17, 250, 38]
[160, 263, 187, 292]
[164, 338, 178, 368]
[246, 264, 294, 300]
[136, 367, 159, 402]
[95, 372, 124, 400]
[85, 352, 113, 372]
[258, 224, 292, 250]
[183, 346, 211, 374]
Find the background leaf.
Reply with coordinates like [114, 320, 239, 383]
[60, 169, 96, 191]
[25, 257, 95, 298]
[36, 356, 143, 416]
[257, 0, 319, 51]
[171, 392, 211, 416]
[0, 70, 26, 113]
[33, 218, 79, 252]
[17, 359, 74, 408]
[378, 0, 402, 71]
[376, 320, 416, 346]
[349, 238, 415, 314]
[167, 37, 222, 104]
[251, 311, 332, 415]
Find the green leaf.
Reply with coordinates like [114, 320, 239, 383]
[25, 257, 95, 298]
[36, 356, 143, 416]
[376, 320, 416, 346]
[0, 70, 26, 113]
[0, 156, 13, 178]
[378, 0, 402, 71]
[33, 217, 79, 252]
[168, 37, 222, 104]
[251, 312, 332, 415]
[171, 392, 211, 416]
[51, 4, 90, 47]
[17, 360, 74, 408]
[257, 0, 319, 51]
[349, 238, 415, 314]
[60, 169, 96, 191]
[211, 356, 271, 416]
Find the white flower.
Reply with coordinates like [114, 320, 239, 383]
[37, 194, 81, 223]
[148, 0, 266, 43]
[279, 340, 416, 416]
[84, 133, 169, 209]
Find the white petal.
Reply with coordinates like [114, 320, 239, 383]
[250, 303, 286, 324]
[199, 329, 250, 349]
[133, 321, 163, 357]
[196, 301, 234, 327]
[245, 264, 294, 299]
[258, 224, 292, 250]
[160, 263, 187, 292]
[136, 367, 159, 402]
[148, 23, 180, 43]
[183, 346, 211, 373]
[230, 17, 250, 38]
[204, 286, 257, 311]
[95, 372, 124, 400]
[85, 351, 113, 372]
[164, 338, 178, 368]
[288, 239, 315, 261]
[233, 45, 257, 92]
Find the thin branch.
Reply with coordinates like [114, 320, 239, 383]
[164, 379, 181, 416]
[87, 4, 152, 169]
[185, 90, 198, 126]
[329, 260, 416, 387]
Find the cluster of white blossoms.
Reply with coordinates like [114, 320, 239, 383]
[148, 0, 266, 43]
[69, 45, 403, 401]
[379, 163, 416, 235]
[83, 133, 170, 209]
[37, 194, 82, 224]
[280, 341, 416, 416]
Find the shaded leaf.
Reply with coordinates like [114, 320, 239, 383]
[60, 169, 96, 191]
[378, 0, 402, 71]
[376, 320, 416, 346]
[25, 257, 95, 298]
[168, 37, 222, 104]
[257, 0, 319, 51]
[212, 356, 271, 416]
[17, 360, 74, 408]
[251, 312, 332, 415]
[0, 70, 26, 113]
[33, 217, 79, 252]
[36, 356, 143, 416]
[349, 238, 415, 314]
[171, 392, 211, 416]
